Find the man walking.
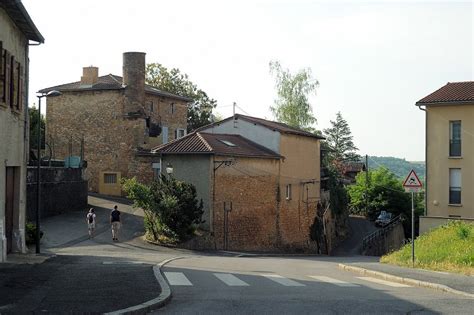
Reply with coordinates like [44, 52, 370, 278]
[110, 205, 121, 241]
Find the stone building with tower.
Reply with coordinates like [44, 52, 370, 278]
[1, 0, 44, 261]
[40, 52, 191, 195]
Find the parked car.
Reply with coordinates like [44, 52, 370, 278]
[375, 211, 393, 227]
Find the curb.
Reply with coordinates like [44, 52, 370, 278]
[104, 256, 187, 315]
[338, 264, 474, 299]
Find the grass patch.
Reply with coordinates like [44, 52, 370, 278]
[381, 221, 474, 275]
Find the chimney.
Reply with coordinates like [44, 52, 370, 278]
[123, 52, 146, 117]
[80, 66, 98, 85]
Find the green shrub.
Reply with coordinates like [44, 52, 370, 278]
[25, 222, 43, 244]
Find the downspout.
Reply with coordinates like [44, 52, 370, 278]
[418, 105, 427, 216]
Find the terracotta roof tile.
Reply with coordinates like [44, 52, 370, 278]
[416, 81, 474, 105]
[152, 132, 281, 159]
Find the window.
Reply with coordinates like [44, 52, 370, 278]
[147, 101, 154, 112]
[152, 161, 161, 179]
[0, 42, 4, 105]
[285, 184, 292, 200]
[104, 173, 117, 184]
[449, 121, 461, 157]
[220, 140, 236, 147]
[449, 168, 461, 204]
[170, 103, 175, 114]
[175, 128, 186, 139]
[162, 126, 169, 144]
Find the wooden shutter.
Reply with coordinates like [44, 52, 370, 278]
[0, 42, 4, 105]
[5, 50, 11, 106]
[19, 64, 24, 111]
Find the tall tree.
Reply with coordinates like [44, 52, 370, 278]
[269, 61, 318, 132]
[146, 63, 217, 132]
[323, 112, 360, 163]
[29, 106, 45, 151]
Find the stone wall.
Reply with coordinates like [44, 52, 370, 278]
[363, 221, 405, 256]
[26, 167, 88, 220]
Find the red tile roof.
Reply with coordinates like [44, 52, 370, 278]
[197, 114, 325, 140]
[152, 132, 281, 159]
[39, 74, 192, 102]
[416, 81, 474, 105]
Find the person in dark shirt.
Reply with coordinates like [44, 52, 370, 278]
[110, 205, 121, 241]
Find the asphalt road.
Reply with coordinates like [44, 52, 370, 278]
[156, 255, 473, 315]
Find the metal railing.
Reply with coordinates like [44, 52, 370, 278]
[362, 214, 403, 251]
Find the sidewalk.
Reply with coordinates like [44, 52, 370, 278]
[340, 260, 474, 296]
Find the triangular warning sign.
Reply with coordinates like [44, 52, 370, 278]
[403, 170, 423, 188]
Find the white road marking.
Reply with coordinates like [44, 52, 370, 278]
[214, 273, 249, 286]
[262, 274, 305, 286]
[356, 277, 412, 288]
[308, 276, 359, 287]
[102, 261, 146, 265]
[164, 272, 193, 286]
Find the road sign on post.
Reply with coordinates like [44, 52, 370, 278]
[403, 169, 422, 267]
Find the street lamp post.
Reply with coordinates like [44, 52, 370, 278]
[35, 90, 61, 254]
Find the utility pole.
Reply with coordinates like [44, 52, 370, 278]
[233, 102, 237, 128]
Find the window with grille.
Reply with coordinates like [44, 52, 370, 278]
[449, 121, 461, 157]
[449, 168, 461, 204]
[104, 173, 117, 184]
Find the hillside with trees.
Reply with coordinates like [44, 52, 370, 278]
[367, 156, 425, 182]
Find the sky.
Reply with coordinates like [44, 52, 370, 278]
[23, 0, 473, 161]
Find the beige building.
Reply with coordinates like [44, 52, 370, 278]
[40, 52, 191, 195]
[0, 0, 44, 261]
[416, 81, 474, 234]
[154, 114, 324, 251]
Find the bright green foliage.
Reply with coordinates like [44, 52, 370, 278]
[323, 112, 360, 163]
[122, 176, 204, 242]
[269, 61, 318, 132]
[368, 156, 425, 181]
[382, 221, 474, 275]
[347, 167, 411, 219]
[29, 106, 45, 151]
[146, 63, 217, 132]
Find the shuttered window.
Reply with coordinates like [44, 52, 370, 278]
[0, 42, 4, 106]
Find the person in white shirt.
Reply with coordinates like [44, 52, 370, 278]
[86, 208, 97, 238]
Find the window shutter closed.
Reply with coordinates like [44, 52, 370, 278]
[0, 42, 4, 104]
[19, 64, 24, 111]
[5, 50, 10, 106]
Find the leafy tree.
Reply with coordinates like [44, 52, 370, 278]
[146, 63, 217, 132]
[29, 106, 45, 151]
[122, 176, 204, 242]
[323, 112, 360, 164]
[368, 156, 425, 182]
[269, 61, 318, 132]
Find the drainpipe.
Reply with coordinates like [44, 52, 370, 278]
[418, 105, 427, 217]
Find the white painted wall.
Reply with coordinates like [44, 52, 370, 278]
[200, 118, 281, 153]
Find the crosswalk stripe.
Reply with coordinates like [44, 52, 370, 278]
[164, 272, 193, 286]
[356, 277, 412, 288]
[261, 274, 305, 286]
[308, 276, 359, 287]
[214, 273, 249, 286]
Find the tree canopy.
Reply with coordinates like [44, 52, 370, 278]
[323, 112, 360, 164]
[146, 63, 217, 132]
[269, 61, 318, 132]
[29, 106, 45, 151]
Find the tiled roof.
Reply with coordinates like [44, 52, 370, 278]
[416, 81, 474, 105]
[197, 114, 325, 140]
[152, 132, 281, 159]
[39, 74, 192, 102]
[1, 0, 44, 43]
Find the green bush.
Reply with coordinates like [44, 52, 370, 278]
[25, 222, 43, 244]
[123, 176, 204, 242]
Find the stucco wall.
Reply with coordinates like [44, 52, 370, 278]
[426, 104, 474, 218]
[419, 216, 474, 235]
[0, 7, 29, 260]
[200, 118, 281, 153]
[161, 154, 212, 229]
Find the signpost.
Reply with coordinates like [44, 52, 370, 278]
[402, 170, 423, 267]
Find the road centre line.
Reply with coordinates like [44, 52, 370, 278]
[357, 276, 412, 287]
[214, 273, 249, 286]
[308, 276, 359, 287]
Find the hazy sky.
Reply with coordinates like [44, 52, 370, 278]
[23, 0, 473, 161]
